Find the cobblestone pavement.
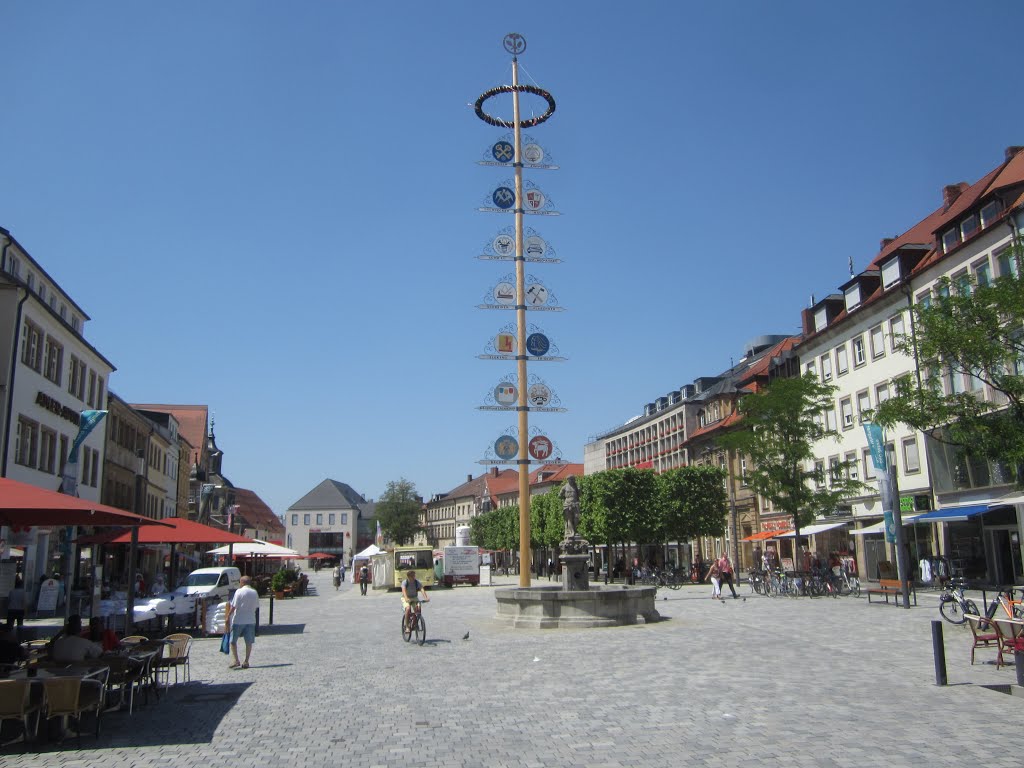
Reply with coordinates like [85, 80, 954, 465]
[3, 572, 1023, 767]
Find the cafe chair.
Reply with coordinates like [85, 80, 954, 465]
[120, 635, 149, 645]
[0, 679, 44, 746]
[965, 614, 1002, 667]
[43, 677, 104, 740]
[154, 634, 193, 687]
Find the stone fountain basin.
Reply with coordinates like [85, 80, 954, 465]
[494, 584, 661, 629]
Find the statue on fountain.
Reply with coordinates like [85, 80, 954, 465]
[559, 476, 588, 555]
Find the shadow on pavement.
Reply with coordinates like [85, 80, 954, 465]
[257, 623, 306, 635]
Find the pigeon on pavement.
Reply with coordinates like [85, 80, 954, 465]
[462, 631, 470, 640]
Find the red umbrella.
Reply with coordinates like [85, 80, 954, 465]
[307, 552, 334, 560]
[0, 477, 171, 528]
[76, 517, 251, 545]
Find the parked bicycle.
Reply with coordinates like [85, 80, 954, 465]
[938, 577, 980, 624]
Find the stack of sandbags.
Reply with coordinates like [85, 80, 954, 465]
[205, 600, 229, 635]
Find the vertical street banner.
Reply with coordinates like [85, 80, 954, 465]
[863, 422, 895, 544]
[59, 409, 108, 496]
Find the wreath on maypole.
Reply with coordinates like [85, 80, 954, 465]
[474, 84, 556, 129]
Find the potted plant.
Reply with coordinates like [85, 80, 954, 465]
[271, 570, 289, 599]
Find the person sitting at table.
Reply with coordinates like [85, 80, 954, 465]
[51, 614, 102, 662]
[82, 616, 120, 653]
[0, 625, 26, 665]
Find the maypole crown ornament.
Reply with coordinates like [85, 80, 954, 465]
[503, 33, 526, 56]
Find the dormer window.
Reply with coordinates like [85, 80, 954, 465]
[980, 199, 1002, 228]
[960, 213, 980, 241]
[813, 307, 828, 332]
[881, 258, 901, 289]
[941, 228, 960, 253]
[843, 284, 861, 311]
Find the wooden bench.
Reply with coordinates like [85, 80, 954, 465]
[867, 578, 917, 606]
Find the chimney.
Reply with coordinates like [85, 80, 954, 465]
[942, 183, 967, 209]
[467, 474, 473, 483]
[490, 467, 499, 477]
[1006, 146, 1024, 161]
[880, 237, 895, 251]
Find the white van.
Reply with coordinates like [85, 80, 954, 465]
[174, 566, 241, 601]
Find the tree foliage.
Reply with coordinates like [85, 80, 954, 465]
[658, 465, 728, 541]
[875, 245, 1024, 475]
[469, 504, 519, 551]
[375, 478, 423, 546]
[529, 489, 563, 548]
[578, 468, 662, 545]
[717, 374, 865, 531]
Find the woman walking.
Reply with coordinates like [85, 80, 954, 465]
[705, 558, 723, 601]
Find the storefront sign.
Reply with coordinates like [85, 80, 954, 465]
[35, 391, 81, 426]
[37, 579, 59, 612]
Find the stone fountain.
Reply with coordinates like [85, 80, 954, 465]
[494, 476, 661, 628]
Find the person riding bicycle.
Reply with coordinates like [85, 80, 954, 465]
[401, 569, 430, 628]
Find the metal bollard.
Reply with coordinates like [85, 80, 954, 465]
[268, 592, 274, 626]
[931, 620, 947, 686]
[1016, 651, 1024, 687]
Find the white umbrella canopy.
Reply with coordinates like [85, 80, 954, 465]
[207, 539, 299, 558]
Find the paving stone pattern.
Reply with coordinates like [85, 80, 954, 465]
[4, 573, 1023, 767]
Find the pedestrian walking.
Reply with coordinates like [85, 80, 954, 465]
[332, 564, 341, 591]
[717, 553, 739, 599]
[705, 559, 722, 600]
[227, 575, 259, 669]
[358, 564, 370, 595]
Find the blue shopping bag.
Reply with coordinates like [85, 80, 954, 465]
[220, 632, 230, 654]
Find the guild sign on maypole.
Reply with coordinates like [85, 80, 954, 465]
[474, 33, 563, 587]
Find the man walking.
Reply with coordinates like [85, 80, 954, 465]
[358, 563, 370, 596]
[717, 553, 739, 599]
[227, 575, 259, 669]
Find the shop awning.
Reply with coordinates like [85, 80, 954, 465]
[915, 504, 989, 522]
[741, 530, 790, 541]
[0, 477, 171, 528]
[849, 514, 926, 536]
[775, 521, 848, 538]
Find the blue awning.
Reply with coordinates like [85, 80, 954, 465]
[915, 504, 989, 522]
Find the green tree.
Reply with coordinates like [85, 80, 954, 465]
[658, 465, 728, 543]
[375, 478, 423, 546]
[717, 374, 865, 541]
[577, 468, 661, 578]
[875, 245, 1024, 475]
[530, 489, 563, 549]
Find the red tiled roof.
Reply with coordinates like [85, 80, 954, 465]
[528, 463, 584, 485]
[233, 487, 283, 535]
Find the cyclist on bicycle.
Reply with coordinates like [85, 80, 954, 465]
[401, 569, 430, 628]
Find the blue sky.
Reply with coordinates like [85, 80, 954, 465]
[2, 3, 1022, 515]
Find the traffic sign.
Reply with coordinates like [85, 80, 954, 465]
[528, 436, 553, 460]
[526, 333, 549, 357]
[495, 435, 519, 460]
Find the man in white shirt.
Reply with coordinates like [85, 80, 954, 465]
[51, 614, 102, 662]
[226, 576, 259, 669]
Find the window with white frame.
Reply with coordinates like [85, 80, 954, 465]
[916, 291, 932, 310]
[974, 258, 992, 288]
[936, 282, 950, 300]
[953, 270, 971, 296]
[960, 213, 980, 241]
[87, 370, 96, 408]
[316, 514, 323, 525]
[7, 254, 20, 277]
[21, 320, 43, 372]
[740, 457, 748, 486]
[941, 228, 960, 253]
[835, 345, 849, 376]
[71, 316, 81, 333]
[59, 304, 67, 320]
[37, 284, 46, 302]
[825, 407, 837, 432]
[947, 365, 966, 395]
[857, 390, 871, 422]
[329, 514, 335, 525]
[820, 354, 833, 381]
[845, 451, 859, 481]
[341, 513, 348, 524]
[39, 427, 57, 473]
[67, 356, 85, 400]
[875, 382, 890, 404]
[291, 514, 298, 525]
[863, 449, 877, 480]
[43, 336, 63, 385]
[852, 336, 866, 366]
[997, 246, 1019, 278]
[902, 437, 921, 474]
[805, 361, 816, 378]
[980, 199, 1002, 227]
[840, 397, 854, 429]
[829, 456, 842, 485]
[870, 325, 885, 359]
[889, 314, 905, 352]
[303, 514, 310, 526]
